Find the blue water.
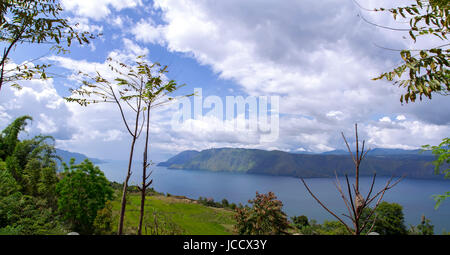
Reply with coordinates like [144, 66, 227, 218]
[99, 160, 450, 233]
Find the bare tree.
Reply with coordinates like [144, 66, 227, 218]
[300, 124, 403, 235]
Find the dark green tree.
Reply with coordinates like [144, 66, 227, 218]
[363, 202, 408, 235]
[56, 158, 113, 234]
[0, 116, 59, 204]
[291, 215, 309, 231]
[0, 116, 62, 234]
[235, 192, 291, 235]
[93, 200, 113, 235]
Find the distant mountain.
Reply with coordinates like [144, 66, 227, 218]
[322, 148, 432, 156]
[158, 148, 443, 179]
[55, 148, 105, 166]
[158, 150, 200, 168]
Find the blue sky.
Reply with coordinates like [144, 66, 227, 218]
[1, 0, 449, 161]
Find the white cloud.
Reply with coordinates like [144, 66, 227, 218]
[0, 78, 74, 141]
[137, 0, 450, 152]
[379, 116, 392, 123]
[131, 19, 163, 44]
[3, 0, 447, 160]
[61, 0, 142, 20]
[365, 118, 450, 150]
[123, 38, 149, 56]
[396, 115, 406, 121]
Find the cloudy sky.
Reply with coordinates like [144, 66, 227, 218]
[1, 0, 449, 161]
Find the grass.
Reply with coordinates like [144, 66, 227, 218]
[111, 193, 236, 235]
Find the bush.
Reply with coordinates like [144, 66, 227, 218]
[362, 201, 408, 235]
[297, 219, 350, 235]
[235, 191, 291, 235]
[56, 159, 113, 234]
[93, 201, 113, 235]
[291, 215, 309, 231]
[409, 215, 434, 235]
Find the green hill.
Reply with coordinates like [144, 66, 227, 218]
[111, 193, 236, 235]
[158, 148, 442, 179]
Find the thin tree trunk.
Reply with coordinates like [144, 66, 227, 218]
[117, 82, 144, 235]
[118, 135, 137, 235]
[138, 106, 151, 235]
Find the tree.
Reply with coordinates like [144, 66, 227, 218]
[65, 57, 146, 235]
[368, 0, 449, 103]
[362, 202, 408, 235]
[0, 0, 95, 91]
[235, 191, 291, 235]
[409, 214, 434, 235]
[300, 124, 402, 235]
[0, 116, 63, 234]
[136, 61, 193, 235]
[0, 115, 59, 205]
[363, 0, 449, 211]
[422, 137, 450, 208]
[65, 55, 192, 235]
[93, 201, 113, 235]
[56, 158, 113, 234]
[291, 215, 309, 231]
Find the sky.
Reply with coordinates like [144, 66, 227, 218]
[0, 0, 449, 161]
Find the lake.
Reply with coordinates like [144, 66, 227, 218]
[99, 160, 450, 233]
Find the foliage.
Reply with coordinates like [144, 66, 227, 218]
[0, 115, 59, 202]
[0, 193, 65, 235]
[0, 115, 32, 160]
[296, 219, 350, 235]
[93, 201, 113, 235]
[235, 192, 291, 235]
[197, 196, 233, 208]
[363, 202, 408, 235]
[409, 215, 434, 235]
[372, 0, 449, 103]
[422, 137, 450, 208]
[291, 215, 309, 231]
[65, 55, 189, 108]
[64, 55, 192, 235]
[0, 0, 95, 91]
[0, 116, 65, 234]
[56, 158, 113, 234]
[0, 162, 20, 196]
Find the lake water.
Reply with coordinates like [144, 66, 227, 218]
[99, 160, 450, 233]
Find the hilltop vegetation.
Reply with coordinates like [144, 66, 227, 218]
[158, 148, 441, 179]
[110, 192, 236, 235]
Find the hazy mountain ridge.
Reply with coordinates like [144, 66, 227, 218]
[158, 148, 442, 179]
[55, 148, 105, 166]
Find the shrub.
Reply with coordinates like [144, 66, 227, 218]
[235, 191, 291, 235]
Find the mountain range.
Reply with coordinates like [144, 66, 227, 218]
[157, 147, 443, 179]
[55, 148, 105, 167]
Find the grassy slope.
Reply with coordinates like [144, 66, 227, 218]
[111, 193, 236, 235]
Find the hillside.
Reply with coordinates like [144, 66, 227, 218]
[158, 148, 442, 179]
[111, 193, 236, 235]
[55, 148, 105, 166]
